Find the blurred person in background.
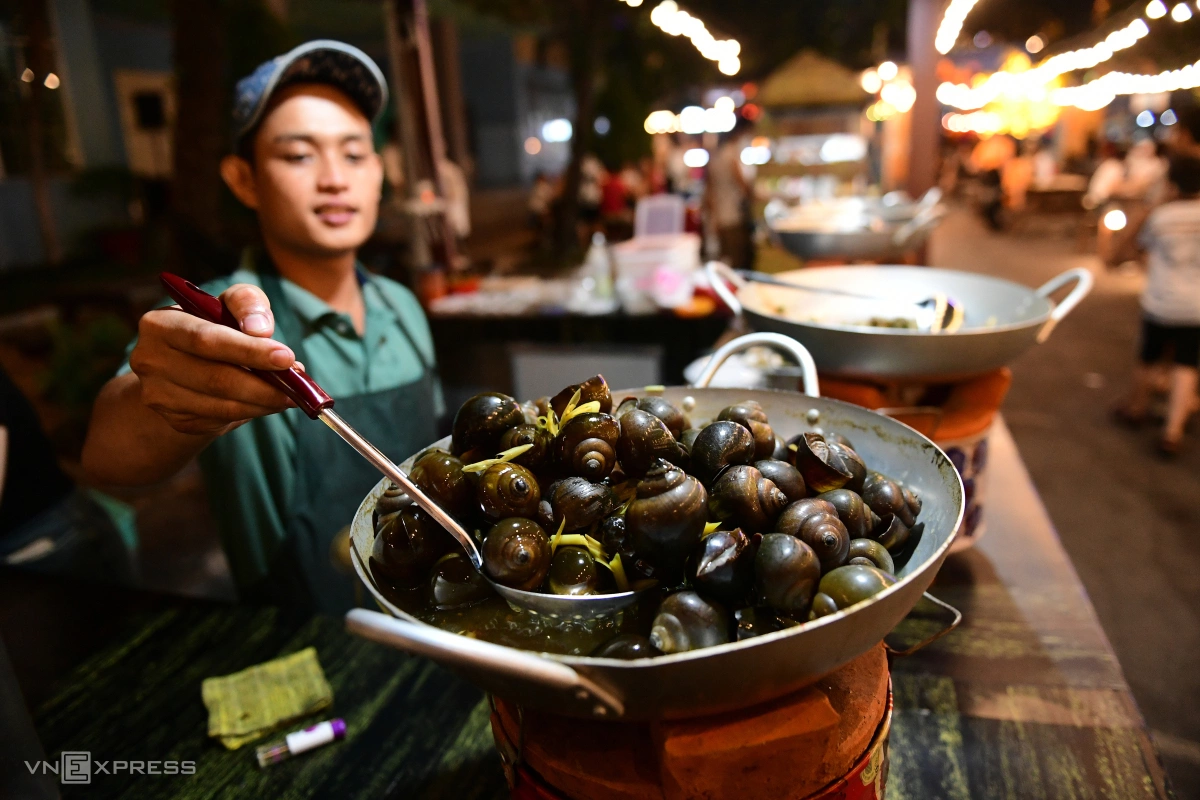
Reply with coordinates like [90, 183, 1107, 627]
[437, 155, 471, 269]
[1114, 156, 1200, 456]
[601, 162, 634, 239]
[578, 154, 606, 243]
[1172, 106, 1200, 159]
[664, 134, 691, 195]
[970, 134, 1016, 229]
[1001, 139, 1035, 212]
[528, 171, 556, 244]
[1032, 139, 1058, 188]
[1084, 141, 1128, 208]
[706, 117, 755, 269]
[81, 41, 442, 613]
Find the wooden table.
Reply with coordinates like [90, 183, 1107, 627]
[4, 421, 1172, 798]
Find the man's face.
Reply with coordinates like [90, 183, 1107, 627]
[223, 83, 382, 257]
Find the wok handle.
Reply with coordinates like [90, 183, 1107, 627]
[892, 203, 946, 246]
[883, 591, 962, 657]
[704, 261, 745, 318]
[344, 609, 625, 719]
[691, 332, 820, 397]
[158, 272, 335, 420]
[1034, 267, 1093, 344]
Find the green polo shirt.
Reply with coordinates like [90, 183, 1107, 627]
[120, 256, 443, 593]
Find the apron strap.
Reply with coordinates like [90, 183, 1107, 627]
[358, 268, 433, 375]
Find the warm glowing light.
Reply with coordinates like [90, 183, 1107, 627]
[679, 105, 706, 134]
[524, 137, 542, 155]
[43, 73, 60, 90]
[650, 1, 740, 73]
[682, 147, 710, 168]
[936, 0, 983, 54]
[1103, 209, 1127, 231]
[1136, 110, 1156, 127]
[1050, 59, 1200, 110]
[541, 118, 573, 142]
[626, 0, 644, 6]
[718, 57, 740, 76]
[880, 80, 917, 112]
[740, 145, 771, 165]
[877, 61, 898, 81]
[20, 68, 34, 82]
[1162, 108, 1178, 125]
[1026, 35, 1044, 53]
[714, 96, 735, 113]
[1146, 0, 1167, 17]
[861, 69, 883, 93]
[1171, 2, 1193, 20]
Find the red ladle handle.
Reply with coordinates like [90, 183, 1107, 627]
[159, 273, 335, 420]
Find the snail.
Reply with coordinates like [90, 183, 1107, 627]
[707, 465, 789, 533]
[862, 472, 921, 529]
[755, 532, 822, 616]
[626, 459, 708, 580]
[477, 462, 541, 522]
[649, 591, 730, 654]
[636, 396, 689, 438]
[617, 408, 685, 477]
[876, 514, 918, 553]
[557, 412, 620, 481]
[550, 375, 612, 417]
[735, 606, 801, 641]
[499, 424, 555, 473]
[451, 392, 524, 457]
[754, 459, 807, 503]
[374, 481, 410, 521]
[692, 528, 756, 607]
[718, 401, 776, 460]
[816, 488, 880, 540]
[547, 546, 599, 596]
[482, 517, 552, 591]
[410, 450, 476, 521]
[787, 432, 853, 494]
[847, 538, 895, 574]
[598, 514, 635, 560]
[775, 498, 850, 572]
[546, 477, 615, 532]
[428, 552, 494, 609]
[370, 506, 452, 587]
[809, 564, 897, 619]
[689, 420, 755, 486]
[591, 634, 663, 659]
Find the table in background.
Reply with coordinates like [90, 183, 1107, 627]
[4, 420, 1171, 798]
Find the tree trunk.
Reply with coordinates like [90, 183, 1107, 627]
[20, 0, 62, 265]
[553, 0, 603, 259]
[170, 0, 229, 275]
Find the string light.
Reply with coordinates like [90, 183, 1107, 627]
[649, 1, 741, 75]
[937, 17, 1149, 110]
[43, 73, 60, 90]
[1170, 2, 1193, 21]
[877, 61, 898, 81]
[1026, 35, 1044, 53]
[936, 0, 984, 54]
[643, 102, 737, 135]
[1050, 59, 1200, 110]
[861, 69, 883, 93]
[1146, 0, 1168, 17]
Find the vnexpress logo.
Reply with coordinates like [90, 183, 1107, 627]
[25, 752, 195, 784]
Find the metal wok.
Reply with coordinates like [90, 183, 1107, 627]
[708, 263, 1093, 381]
[344, 334, 964, 721]
[765, 190, 946, 262]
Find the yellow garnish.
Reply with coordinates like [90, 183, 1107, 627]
[559, 400, 601, 428]
[606, 553, 630, 591]
[643, 384, 665, 394]
[549, 517, 567, 552]
[538, 409, 560, 436]
[461, 443, 534, 473]
[702, 521, 723, 537]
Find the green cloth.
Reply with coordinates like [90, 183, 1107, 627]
[201, 647, 333, 750]
[119, 253, 443, 593]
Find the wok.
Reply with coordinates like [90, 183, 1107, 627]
[708, 263, 1093, 381]
[766, 190, 946, 262]
[345, 333, 964, 721]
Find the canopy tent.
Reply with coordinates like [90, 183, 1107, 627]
[757, 50, 869, 108]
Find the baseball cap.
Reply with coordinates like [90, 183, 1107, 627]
[231, 40, 388, 149]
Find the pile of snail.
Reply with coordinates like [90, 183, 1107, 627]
[370, 375, 925, 659]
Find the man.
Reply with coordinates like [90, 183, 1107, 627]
[82, 41, 442, 612]
[706, 117, 756, 270]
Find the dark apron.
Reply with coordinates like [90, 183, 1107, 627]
[255, 266, 438, 614]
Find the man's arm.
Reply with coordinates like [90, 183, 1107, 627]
[81, 284, 297, 487]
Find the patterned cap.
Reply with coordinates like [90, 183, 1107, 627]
[231, 40, 388, 149]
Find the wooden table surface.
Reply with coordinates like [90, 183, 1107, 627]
[11, 420, 1173, 799]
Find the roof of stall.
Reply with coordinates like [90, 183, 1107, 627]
[757, 50, 868, 108]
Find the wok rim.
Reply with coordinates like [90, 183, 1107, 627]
[740, 265, 1053, 338]
[352, 388, 965, 672]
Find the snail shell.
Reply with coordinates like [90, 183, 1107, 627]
[547, 546, 599, 596]
[547, 477, 615, 532]
[718, 401, 776, 460]
[429, 551, 494, 609]
[482, 517, 552, 591]
[690, 420, 755, 486]
[777, 498, 850, 572]
[477, 461, 541, 522]
[692, 528, 756, 607]
[816, 488, 880, 540]
[787, 432, 853, 494]
[617, 409, 685, 478]
[410, 451, 476, 521]
[754, 459, 807, 503]
[649, 591, 730, 654]
[708, 465, 789, 533]
[499, 423, 555, 473]
[550, 375, 612, 417]
[827, 442, 867, 494]
[875, 514, 912, 552]
[557, 412, 620, 481]
[451, 392, 524, 456]
[862, 472, 919, 528]
[847, 538, 895, 574]
[825, 432, 856, 450]
[755, 533, 822, 616]
[815, 564, 897, 612]
[598, 514, 635, 559]
[637, 396, 688, 438]
[592, 634, 662, 659]
[626, 459, 708, 579]
[375, 482, 410, 519]
[370, 506, 452, 587]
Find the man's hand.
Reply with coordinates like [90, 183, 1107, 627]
[129, 284, 297, 436]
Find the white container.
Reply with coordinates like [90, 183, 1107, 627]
[610, 233, 701, 314]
